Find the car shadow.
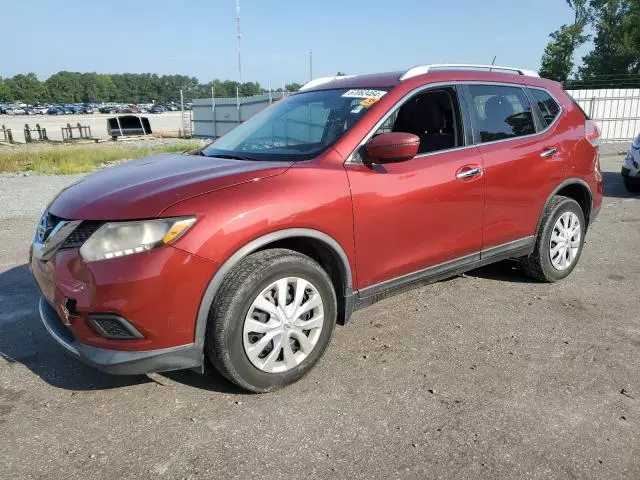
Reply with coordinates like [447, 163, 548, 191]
[161, 364, 244, 395]
[466, 259, 535, 284]
[602, 171, 638, 199]
[0, 264, 241, 394]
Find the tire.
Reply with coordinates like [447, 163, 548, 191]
[520, 196, 585, 282]
[206, 248, 337, 393]
[623, 177, 640, 193]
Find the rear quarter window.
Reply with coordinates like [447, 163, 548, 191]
[529, 88, 561, 126]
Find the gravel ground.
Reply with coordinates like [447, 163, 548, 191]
[0, 111, 187, 143]
[0, 147, 639, 479]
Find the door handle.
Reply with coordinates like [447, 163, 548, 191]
[540, 148, 558, 158]
[456, 167, 483, 179]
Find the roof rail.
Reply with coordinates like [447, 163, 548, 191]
[299, 75, 357, 91]
[399, 64, 540, 81]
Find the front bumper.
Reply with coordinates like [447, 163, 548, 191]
[39, 296, 202, 374]
[30, 244, 216, 351]
[622, 147, 640, 178]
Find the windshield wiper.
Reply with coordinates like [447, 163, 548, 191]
[205, 153, 259, 161]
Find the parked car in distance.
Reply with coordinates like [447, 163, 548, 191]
[83, 106, 94, 114]
[33, 106, 48, 115]
[621, 134, 640, 192]
[47, 107, 65, 115]
[98, 105, 117, 114]
[116, 105, 136, 114]
[149, 105, 166, 114]
[31, 64, 603, 393]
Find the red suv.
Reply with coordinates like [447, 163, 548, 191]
[31, 64, 603, 392]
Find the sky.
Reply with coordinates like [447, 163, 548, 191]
[2, 0, 585, 86]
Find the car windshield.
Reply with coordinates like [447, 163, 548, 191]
[201, 88, 389, 161]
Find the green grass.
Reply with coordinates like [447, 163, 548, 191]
[0, 142, 202, 175]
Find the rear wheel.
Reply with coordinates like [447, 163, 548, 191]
[520, 196, 585, 282]
[206, 249, 336, 393]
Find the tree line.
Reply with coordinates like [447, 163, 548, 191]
[0, 71, 304, 105]
[540, 0, 640, 87]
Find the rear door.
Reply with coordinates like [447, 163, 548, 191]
[462, 83, 567, 250]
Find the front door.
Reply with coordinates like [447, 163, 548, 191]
[345, 86, 485, 292]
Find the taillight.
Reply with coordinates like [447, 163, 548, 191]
[586, 120, 600, 147]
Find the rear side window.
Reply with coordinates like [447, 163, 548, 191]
[467, 85, 536, 143]
[529, 88, 561, 126]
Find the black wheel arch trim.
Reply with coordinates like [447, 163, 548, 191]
[194, 228, 354, 350]
[535, 178, 593, 237]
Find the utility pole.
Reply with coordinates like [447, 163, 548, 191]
[236, 0, 242, 84]
[309, 50, 313, 81]
[236, 86, 240, 125]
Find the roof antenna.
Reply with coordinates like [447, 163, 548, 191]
[490, 56, 496, 72]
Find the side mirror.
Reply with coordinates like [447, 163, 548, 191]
[365, 132, 420, 164]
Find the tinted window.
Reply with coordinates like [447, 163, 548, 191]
[468, 85, 536, 143]
[530, 88, 561, 126]
[372, 88, 463, 154]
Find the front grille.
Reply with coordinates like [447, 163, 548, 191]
[38, 212, 63, 243]
[61, 221, 103, 249]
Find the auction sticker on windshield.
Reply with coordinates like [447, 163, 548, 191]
[342, 89, 387, 99]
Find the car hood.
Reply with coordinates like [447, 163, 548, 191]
[49, 153, 293, 220]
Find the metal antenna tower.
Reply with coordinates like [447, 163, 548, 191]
[236, 0, 242, 83]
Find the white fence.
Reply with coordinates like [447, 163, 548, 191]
[192, 92, 286, 138]
[568, 88, 640, 142]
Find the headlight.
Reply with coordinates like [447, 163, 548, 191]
[79, 217, 196, 262]
[633, 135, 640, 150]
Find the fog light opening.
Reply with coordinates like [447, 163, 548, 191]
[88, 314, 144, 340]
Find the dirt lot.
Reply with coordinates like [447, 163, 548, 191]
[0, 111, 186, 143]
[0, 149, 639, 479]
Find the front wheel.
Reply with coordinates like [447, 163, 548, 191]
[520, 196, 585, 282]
[206, 249, 337, 393]
[623, 177, 640, 193]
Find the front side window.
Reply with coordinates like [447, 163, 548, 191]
[529, 88, 561, 126]
[202, 88, 388, 161]
[370, 88, 463, 155]
[468, 85, 536, 143]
